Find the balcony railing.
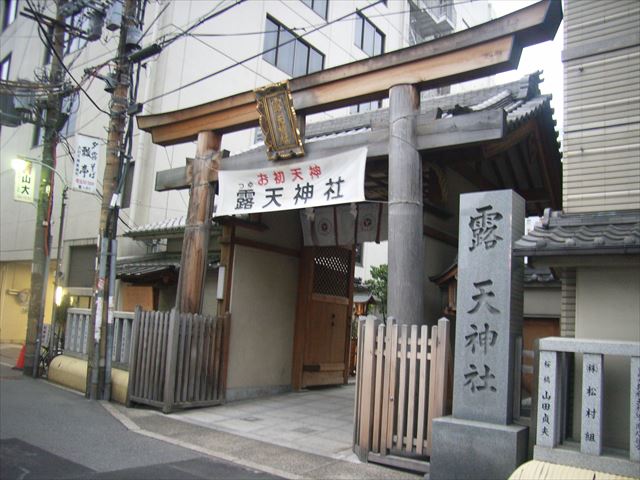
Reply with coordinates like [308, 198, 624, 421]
[535, 337, 639, 478]
[408, 0, 456, 44]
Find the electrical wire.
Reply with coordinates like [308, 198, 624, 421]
[142, 0, 386, 105]
[25, 0, 109, 115]
[158, 0, 247, 50]
[140, 1, 169, 41]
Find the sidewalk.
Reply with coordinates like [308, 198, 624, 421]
[0, 343, 21, 367]
[108, 393, 422, 480]
[1, 342, 420, 478]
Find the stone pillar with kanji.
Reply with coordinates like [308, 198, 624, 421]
[430, 190, 528, 480]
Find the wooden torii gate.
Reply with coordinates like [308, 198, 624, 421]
[137, 1, 561, 327]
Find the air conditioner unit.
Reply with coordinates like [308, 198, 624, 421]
[13, 91, 36, 112]
[0, 93, 22, 127]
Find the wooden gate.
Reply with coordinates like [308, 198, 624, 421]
[353, 316, 451, 473]
[294, 246, 354, 388]
[126, 308, 229, 413]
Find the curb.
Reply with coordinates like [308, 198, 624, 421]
[100, 402, 303, 480]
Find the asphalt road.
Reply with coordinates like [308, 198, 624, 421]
[0, 363, 280, 479]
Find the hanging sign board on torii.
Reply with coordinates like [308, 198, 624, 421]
[255, 81, 305, 161]
[215, 147, 366, 216]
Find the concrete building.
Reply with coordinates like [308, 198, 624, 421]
[1, 0, 496, 343]
[513, 0, 640, 475]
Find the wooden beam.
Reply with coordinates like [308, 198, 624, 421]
[233, 237, 300, 258]
[482, 118, 537, 158]
[138, 1, 561, 146]
[154, 110, 505, 192]
[156, 166, 189, 192]
[423, 225, 458, 247]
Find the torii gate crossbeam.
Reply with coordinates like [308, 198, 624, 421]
[137, 1, 561, 319]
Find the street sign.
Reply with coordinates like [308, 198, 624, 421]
[72, 134, 99, 193]
[14, 161, 36, 203]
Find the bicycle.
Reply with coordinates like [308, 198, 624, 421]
[38, 341, 63, 377]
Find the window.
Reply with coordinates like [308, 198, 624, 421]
[64, 14, 88, 55]
[60, 93, 79, 137]
[352, 13, 384, 113]
[0, 53, 10, 80]
[350, 99, 382, 114]
[354, 12, 384, 57]
[263, 16, 324, 77]
[2, 0, 18, 30]
[67, 245, 97, 288]
[43, 26, 53, 65]
[301, 0, 328, 20]
[0, 53, 10, 135]
[32, 120, 44, 147]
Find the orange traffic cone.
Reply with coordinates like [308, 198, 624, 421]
[14, 344, 25, 370]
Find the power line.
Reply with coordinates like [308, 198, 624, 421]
[25, 0, 109, 115]
[143, 0, 386, 105]
[158, 0, 247, 50]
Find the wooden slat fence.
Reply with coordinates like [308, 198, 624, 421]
[353, 316, 451, 473]
[126, 308, 229, 413]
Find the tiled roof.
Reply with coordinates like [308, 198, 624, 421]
[238, 71, 555, 153]
[124, 217, 221, 238]
[125, 216, 187, 237]
[514, 210, 640, 257]
[524, 266, 558, 285]
[116, 252, 219, 278]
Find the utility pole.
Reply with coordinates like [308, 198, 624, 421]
[87, 0, 138, 399]
[23, 0, 66, 377]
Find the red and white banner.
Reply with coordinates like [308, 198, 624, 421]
[214, 147, 367, 217]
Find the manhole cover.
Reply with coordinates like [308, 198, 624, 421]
[292, 427, 317, 434]
[241, 416, 262, 422]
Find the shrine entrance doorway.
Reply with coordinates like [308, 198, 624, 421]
[293, 246, 355, 389]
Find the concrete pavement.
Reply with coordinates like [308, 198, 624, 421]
[0, 362, 278, 479]
[1, 344, 421, 479]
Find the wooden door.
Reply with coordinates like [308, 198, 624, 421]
[296, 246, 354, 388]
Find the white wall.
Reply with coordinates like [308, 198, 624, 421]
[355, 241, 387, 282]
[573, 266, 640, 449]
[226, 245, 299, 400]
[523, 288, 561, 317]
[1, 0, 409, 263]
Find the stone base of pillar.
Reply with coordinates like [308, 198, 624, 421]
[429, 416, 528, 480]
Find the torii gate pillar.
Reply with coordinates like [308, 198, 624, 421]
[175, 130, 221, 314]
[387, 84, 424, 326]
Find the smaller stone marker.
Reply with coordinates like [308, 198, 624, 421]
[430, 190, 528, 480]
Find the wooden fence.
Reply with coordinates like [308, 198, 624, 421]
[126, 308, 229, 413]
[353, 316, 451, 473]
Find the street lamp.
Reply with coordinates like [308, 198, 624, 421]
[12, 156, 68, 377]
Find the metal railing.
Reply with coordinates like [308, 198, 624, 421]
[534, 337, 639, 478]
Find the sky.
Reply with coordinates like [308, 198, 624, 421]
[489, 0, 564, 134]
